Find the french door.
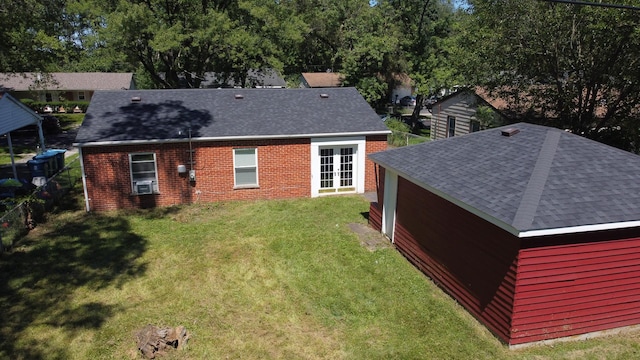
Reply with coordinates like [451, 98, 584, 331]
[319, 146, 356, 193]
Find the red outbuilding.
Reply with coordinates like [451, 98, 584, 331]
[369, 122, 640, 347]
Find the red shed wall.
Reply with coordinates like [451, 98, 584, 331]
[82, 136, 386, 211]
[393, 177, 520, 343]
[512, 231, 640, 345]
[368, 165, 385, 232]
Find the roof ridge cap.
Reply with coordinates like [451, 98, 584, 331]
[512, 129, 561, 230]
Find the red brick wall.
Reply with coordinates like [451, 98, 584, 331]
[82, 136, 387, 211]
[365, 135, 387, 191]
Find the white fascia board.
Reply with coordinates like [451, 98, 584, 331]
[518, 221, 640, 238]
[74, 130, 391, 148]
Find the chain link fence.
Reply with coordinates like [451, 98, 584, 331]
[0, 156, 81, 252]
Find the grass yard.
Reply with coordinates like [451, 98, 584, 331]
[2, 193, 640, 359]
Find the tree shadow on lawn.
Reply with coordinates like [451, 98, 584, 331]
[0, 213, 148, 359]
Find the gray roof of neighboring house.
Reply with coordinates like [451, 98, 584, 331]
[0, 73, 135, 91]
[74, 87, 390, 146]
[369, 122, 640, 235]
[199, 69, 286, 88]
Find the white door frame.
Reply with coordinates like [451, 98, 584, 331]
[382, 170, 398, 242]
[310, 136, 366, 197]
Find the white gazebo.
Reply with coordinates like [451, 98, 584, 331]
[0, 93, 46, 179]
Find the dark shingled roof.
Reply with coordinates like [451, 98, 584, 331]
[74, 87, 389, 145]
[369, 122, 640, 233]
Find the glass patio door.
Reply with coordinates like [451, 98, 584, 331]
[319, 146, 355, 194]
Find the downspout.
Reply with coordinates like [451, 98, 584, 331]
[78, 147, 91, 212]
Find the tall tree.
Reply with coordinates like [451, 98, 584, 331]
[389, 0, 457, 124]
[461, 0, 640, 152]
[0, 0, 69, 72]
[338, 1, 405, 107]
[92, 0, 306, 89]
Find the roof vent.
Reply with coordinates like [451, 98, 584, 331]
[131, 96, 141, 103]
[501, 128, 520, 137]
[320, 93, 329, 99]
[234, 94, 244, 99]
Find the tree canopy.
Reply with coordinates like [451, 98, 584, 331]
[3, 0, 640, 151]
[458, 0, 640, 151]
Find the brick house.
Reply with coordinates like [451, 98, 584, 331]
[74, 88, 390, 211]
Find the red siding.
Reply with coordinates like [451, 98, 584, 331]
[512, 236, 640, 345]
[380, 169, 640, 346]
[82, 136, 387, 211]
[367, 165, 385, 232]
[393, 177, 520, 343]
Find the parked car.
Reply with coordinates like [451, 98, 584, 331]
[399, 96, 417, 107]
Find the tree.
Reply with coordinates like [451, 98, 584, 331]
[338, 1, 405, 107]
[90, 0, 306, 89]
[388, 0, 457, 124]
[460, 0, 640, 152]
[0, 0, 68, 72]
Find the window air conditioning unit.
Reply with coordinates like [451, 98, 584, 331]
[135, 181, 153, 195]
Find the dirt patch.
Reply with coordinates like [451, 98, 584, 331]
[348, 223, 392, 251]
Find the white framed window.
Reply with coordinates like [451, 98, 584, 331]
[78, 91, 86, 100]
[233, 148, 258, 188]
[129, 153, 159, 194]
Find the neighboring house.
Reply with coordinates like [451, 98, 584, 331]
[369, 122, 640, 347]
[300, 72, 343, 88]
[0, 93, 46, 178]
[199, 69, 287, 89]
[74, 87, 390, 211]
[430, 88, 507, 140]
[0, 72, 136, 103]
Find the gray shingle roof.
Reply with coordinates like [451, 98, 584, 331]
[74, 87, 389, 145]
[0, 73, 134, 91]
[369, 122, 640, 234]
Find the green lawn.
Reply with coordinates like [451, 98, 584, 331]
[2, 193, 640, 359]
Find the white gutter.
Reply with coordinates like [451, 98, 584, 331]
[73, 130, 392, 148]
[78, 147, 91, 212]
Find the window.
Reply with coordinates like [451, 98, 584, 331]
[45, 93, 52, 102]
[78, 91, 85, 100]
[234, 148, 258, 187]
[470, 120, 481, 133]
[130, 153, 159, 194]
[447, 116, 456, 138]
